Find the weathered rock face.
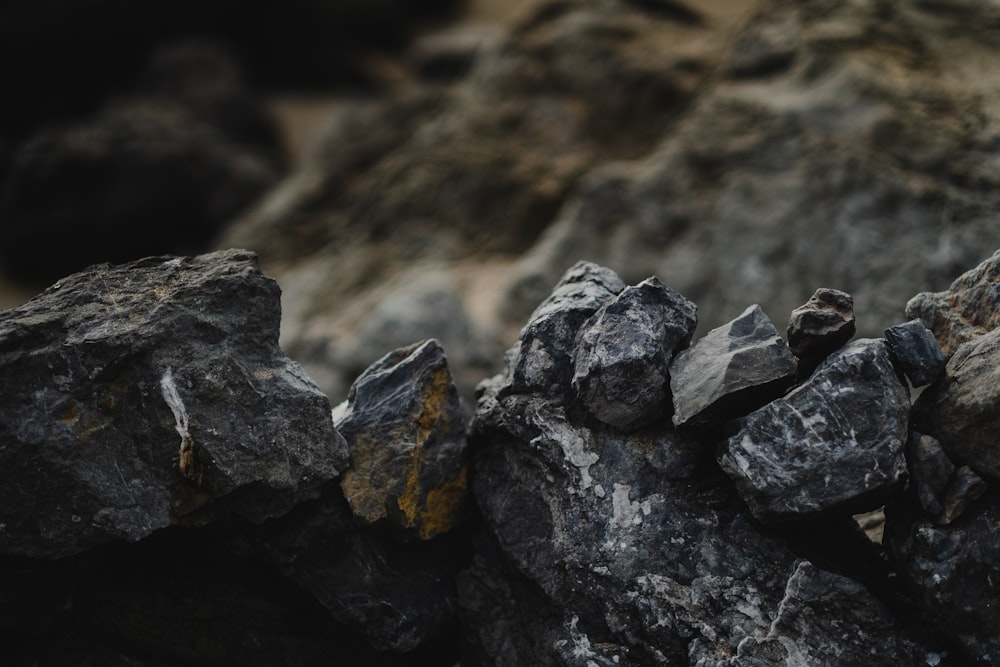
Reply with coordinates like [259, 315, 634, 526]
[907, 248, 1000, 358]
[465, 266, 940, 665]
[786, 288, 856, 378]
[885, 319, 947, 387]
[0, 249, 347, 558]
[670, 303, 795, 427]
[572, 277, 696, 431]
[334, 338, 468, 540]
[717, 339, 909, 523]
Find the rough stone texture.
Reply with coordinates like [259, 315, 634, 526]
[670, 303, 796, 427]
[0, 42, 284, 284]
[907, 247, 1000, 358]
[0, 249, 347, 558]
[571, 277, 696, 431]
[885, 488, 1000, 665]
[334, 338, 468, 540]
[786, 288, 856, 378]
[718, 339, 909, 523]
[913, 326, 1000, 482]
[464, 268, 941, 665]
[885, 319, 947, 387]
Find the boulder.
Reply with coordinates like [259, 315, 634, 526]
[913, 326, 1000, 482]
[786, 288, 856, 378]
[0, 249, 347, 558]
[670, 303, 796, 427]
[717, 339, 909, 523]
[572, 276, 696, 431]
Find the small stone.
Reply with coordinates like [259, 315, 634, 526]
[670, 304, 796, 427]
[884, 319, 946, 387]
[913, 326, 1000, 482]
[786, 288, 856, 377]
[906, 433, 954, 518]
[572, 277, 697, 431]
[335, 339, 468, 540]
[718, 339, 909, 523]
[937, 465, 988, 525]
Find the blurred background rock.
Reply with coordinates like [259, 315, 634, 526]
[3, 0, 1000, 409]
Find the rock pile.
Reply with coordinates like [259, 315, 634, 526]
[5, 247, 1000, 664]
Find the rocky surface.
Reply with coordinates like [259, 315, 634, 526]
[0, 249, 346, 558]
[718, 339, 910, 523]
[786, 288, 856, 379]
[885, 319, 947, 388]
[670, 303, 796, 427]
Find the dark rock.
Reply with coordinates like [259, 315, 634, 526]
[906, 247, 1000, 358]
[907, 432, 955, 519]
[466, 269, 939, 665]
[0, 249, 347, 558]
[913, 326, 1000, 482]
[571, 276, 696, 431]
[334, 338, 468, 540]
[885, 319, 947, 387]
[885, 488, 1000, 664]
[786, 288, 856, 378]
[938, 466, 988, 526]
[670, 303, 796, 427]
[507, 261, 626, 396]
[718, 339, 909, 523]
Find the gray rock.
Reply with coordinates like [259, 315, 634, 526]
[571, 276, 696, 431]
[718, 339, 910, 523]
[885, 489, 1000, 664]
[885, 319, 947, 387]
[913, 326, 1000, 482]
[670, 303, 795, 427]
[0, 249, 347, 558]
[334, 338, 468, 540]
[907, 432, 955, 519]
[938, 465, 988, 526]
[466, 269, 938, 665]
[786, 288, 856, 378]
[906, 247, 1000, 358]
[507, 261, 626, 396]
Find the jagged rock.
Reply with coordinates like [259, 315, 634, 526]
[913, 326, 1000, 482]
[465, 267, 940, 665]
[571, 277, 696, 431]
[938, 466, 988, 526]
[786, 288, 856, 378]
[670, 303, 795, 427]
[0, 249, 347, 558]
[907, 247, 1000, 358]
[334, 338, 468, 540]
[0, 42, 283, 283]
[907, 433, 955, 519]
[717, 339, 909, 523]
[885, 319, 947, 387]
[507, 261, 626, 396]
[885, 488, 1000, 664]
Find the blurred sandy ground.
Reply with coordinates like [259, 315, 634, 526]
[0, 0, 758, 310]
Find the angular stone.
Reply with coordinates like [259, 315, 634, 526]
[906, 247, 1000, 358]
[938, 465, 988, 526]
[507, 261, 626, 396]
[670, 303, 795, 427]
[885, 319, 947, 387]
[907, 433, 955, 518]
[913, 326, 1000, 482]
[786, 288, 856, 377]
[718, 339, 909, 523]
[0, 250, 347, 558]
[571, 276, 696, 431]
[335, 338, 467, 540]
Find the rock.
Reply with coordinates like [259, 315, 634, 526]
[717, 339, 910, 523]
[0, 249, 347, 558]
[885, 488, 1000, 664]
[571, 276, 696, 431]
[786, 288, 856, 378]
[466, 267, 940, 665]
[334, 339, 468, 540]
[0, 42, 284, 284]
[913, 326, 1000, 482]
[885, 319, 947, 387]
[670, 303, 796, 427]
[907, 433, 955, 519]
[507, 261, 626, 396]
[938, 466, 988, 526]
[906, 247, 1000, 357]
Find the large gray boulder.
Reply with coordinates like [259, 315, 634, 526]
[0, 249, 347, 558]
